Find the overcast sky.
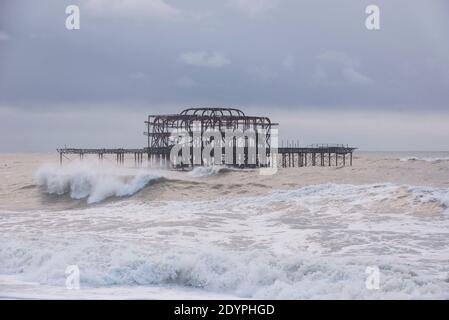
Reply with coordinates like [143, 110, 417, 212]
[1, 0, 448, 151]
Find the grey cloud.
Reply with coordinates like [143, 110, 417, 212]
[0, 0, 449, 151]
[83, 0, 180, 19]
[282, 55, 295, 72]
[175, 76, 198, 87]
[178, 51, 231, 68]
[342, 67, 373, 85]
[128, 72, 147, 80]
[1, 0, 448, 109]
[0, 30, 9, 41]
[246, 65, 278, 81]
[226, 0, 279, 18]
[314, 51, 373, 86]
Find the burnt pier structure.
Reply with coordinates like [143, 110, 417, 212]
[57, 107, 356, 168]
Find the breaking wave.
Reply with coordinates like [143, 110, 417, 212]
[188, 166, 231, 177]
[35, 162, 162, 203]
[1, 239, 448, 299]
[400, 157, 449, 163]
[7, 174, 449, 298]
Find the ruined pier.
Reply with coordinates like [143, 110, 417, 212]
[57, 107, 356, 168]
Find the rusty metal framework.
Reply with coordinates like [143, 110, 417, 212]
[57, 107, 357, 169]
[144, 107, 277, 167]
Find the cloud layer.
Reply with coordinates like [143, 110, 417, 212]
[0, 0, 448, 150]
[179, 51, 231, 68]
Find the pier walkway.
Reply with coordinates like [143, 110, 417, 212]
[57, 145, 356, 168]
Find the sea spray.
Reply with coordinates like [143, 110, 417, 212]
[35, 162, 162, 203]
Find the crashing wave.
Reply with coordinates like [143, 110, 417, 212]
[35, 162, 161, 203]
[2, 182, 449, 298]
[188, 166, 230, 177]
[1, 239, 448, 299]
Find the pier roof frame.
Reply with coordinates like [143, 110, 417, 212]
[145, 107, 276, 149]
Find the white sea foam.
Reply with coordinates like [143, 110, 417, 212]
[400, 156, 449, 163]
[1, 182, 449, 299]
[0, 237, 448, 299]
[35, 162, 162, 203]
[405, 185, 449, 213]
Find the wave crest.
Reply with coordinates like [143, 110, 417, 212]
[35, 162, 161, 203]
[400, 156, 449, 163]
[188, 166, 230, 177]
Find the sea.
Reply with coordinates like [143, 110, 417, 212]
[0, 151, 448, 299]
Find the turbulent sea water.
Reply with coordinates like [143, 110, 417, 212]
[1, 152, 449, 299]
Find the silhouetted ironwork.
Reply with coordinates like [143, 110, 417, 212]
[57, 107, 356, 168]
